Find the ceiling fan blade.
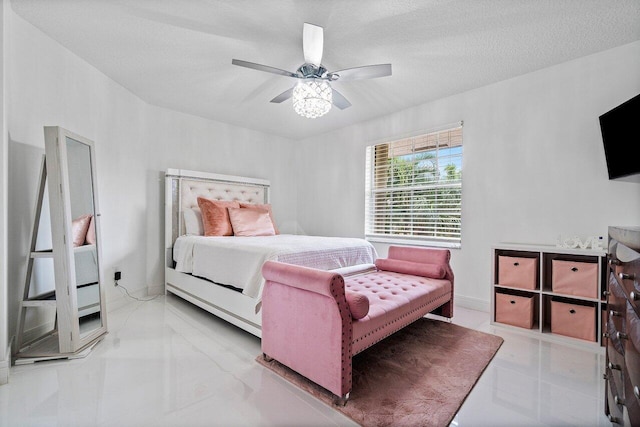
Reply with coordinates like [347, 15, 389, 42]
[303, 23, 323, 66]
[331, 89, 352, 110]
[330, 64, 392, 82]
[231, 59, 298, 78]
[270, 87, 294, 103]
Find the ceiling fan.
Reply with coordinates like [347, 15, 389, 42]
[231, 23, 392, 118]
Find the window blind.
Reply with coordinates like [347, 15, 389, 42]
[365, 124, 463, 246]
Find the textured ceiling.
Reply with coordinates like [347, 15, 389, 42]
[10, 0, 640, 140]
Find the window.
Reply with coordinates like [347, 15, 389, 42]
[365, 123, 463, 248]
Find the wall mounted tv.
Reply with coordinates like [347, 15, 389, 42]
[599, 93, 640, 181]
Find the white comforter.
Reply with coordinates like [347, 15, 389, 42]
[173, 234, 378, 298]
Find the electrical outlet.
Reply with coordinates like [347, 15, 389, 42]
[114, 269, 121, 285]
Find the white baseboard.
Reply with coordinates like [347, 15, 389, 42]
[147, 284, 164, 296]
[1, 344, 11, 385]
[455, 294, 489, 313]
[107, 284, 164, 314]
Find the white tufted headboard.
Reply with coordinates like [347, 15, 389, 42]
[164, 169, 270, 265]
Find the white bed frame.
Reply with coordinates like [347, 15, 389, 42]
[164, 168, 270, 337]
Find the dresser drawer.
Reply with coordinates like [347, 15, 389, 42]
[551, 259, 598, 299]
[624, 371, 640, 427]
[608, 317, 626, 373]
[602, 307, 608, 347]
[609, 273, 628, 335]
[606, 367, 626, 425]
[495, 292, 535, 329]
[618, 261, 640, 314]
[498, 256, 537, 290]
[551, 299, 596, 342]
[625, 302, 640, 401]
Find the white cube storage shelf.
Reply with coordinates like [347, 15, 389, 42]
[491, 243, 607, 350]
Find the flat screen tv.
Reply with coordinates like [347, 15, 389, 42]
[599, 93, 640, 180]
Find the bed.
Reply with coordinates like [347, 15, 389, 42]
[164, 168, 378, 337]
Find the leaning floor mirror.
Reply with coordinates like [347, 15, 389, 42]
[45, 126, 108, 354]
[14, 127, 108, 362]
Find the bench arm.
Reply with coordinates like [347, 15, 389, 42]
[260, 261, 353, 398]
[262, 260, 342, 298]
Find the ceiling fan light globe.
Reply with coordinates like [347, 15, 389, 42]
[292, 80, 332, 119]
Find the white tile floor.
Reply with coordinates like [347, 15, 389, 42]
[0, 294, 611, 426]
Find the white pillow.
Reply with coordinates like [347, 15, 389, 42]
[183, 207, 204, 235]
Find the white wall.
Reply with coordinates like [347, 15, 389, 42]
[4, 10, 297, 349]
[295, 40, 640, 310]
[0, 0, 10, 385]
[140, 105, 298, 291]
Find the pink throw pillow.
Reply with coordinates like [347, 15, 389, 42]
[197, 197, 240, 236]
[375, 258, 446, 279]
[227, 207, 276, 237]
[345, 291, 370, 320]
[85, 215, 96, 245]
[238, 202, 279, 234]
[71, 214, 92, 247]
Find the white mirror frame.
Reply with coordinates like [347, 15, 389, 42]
[44, 126, 107, 353]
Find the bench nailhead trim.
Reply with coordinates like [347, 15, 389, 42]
[351, 290, 452, 354]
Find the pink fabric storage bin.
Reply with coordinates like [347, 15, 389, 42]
[495, 292, 535, 329]
[550, 300, 596, 342]
[498, 256, 537, 290]
[551, 259, 598, 299]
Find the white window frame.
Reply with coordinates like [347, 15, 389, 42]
[365, 122, 463, 249]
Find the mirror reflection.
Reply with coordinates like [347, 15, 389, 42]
[66, 136, 102, 337]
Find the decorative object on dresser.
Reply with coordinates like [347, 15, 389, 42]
[604, 226, 640, 425]
[14, 127, 108, 363]
[491, 243, 607, 349]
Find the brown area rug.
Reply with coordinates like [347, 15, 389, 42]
[256, 317, 504, 427]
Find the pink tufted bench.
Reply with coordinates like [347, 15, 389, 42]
[260, 245, 454, 404]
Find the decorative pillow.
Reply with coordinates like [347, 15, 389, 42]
[238, 202, 279, 234]
[345, 291, 370, 320]
[227, 207, 276, 237]
[375, 258, 446, 279]
[85, 215, 96, 245]
[183, 207, 204, 236]
[71, 214, 92, 247]
[197, 197, 240, 236]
